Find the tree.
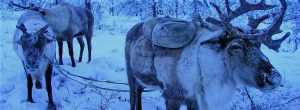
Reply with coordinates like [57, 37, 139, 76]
[85, 0, 92, 10]
[152, 0, 157, 17]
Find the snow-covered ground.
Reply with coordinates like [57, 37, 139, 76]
[0, 10, 299, 110]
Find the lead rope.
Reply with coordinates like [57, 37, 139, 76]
[42, 55, 154, 92]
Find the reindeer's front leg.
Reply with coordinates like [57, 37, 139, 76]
[77, 37, 85, 62]
[186, 99, 198, 110]
[45, 64, 56, 110]
[57, 40, 63, 65]
[67, 40, 76, 67]
[165, 99, 180, 110]
[26, 74, 34, 103]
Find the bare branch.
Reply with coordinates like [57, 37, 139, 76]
[42, 55, 154, 92]
[245, 87, 257, 110]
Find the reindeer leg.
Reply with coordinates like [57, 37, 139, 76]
[165, 99, 180, 110]
[67, 40, 76, 67]
[86, 36, 92, 63]
[136, 86, 144, 110]
[128, 76, 137, 110]
[45, 64, 56, 110]
[26, 74, 34, 103]
[57, 40, 63, 65]
[77, 37, 85, 62]
[186, 99, 198, 110]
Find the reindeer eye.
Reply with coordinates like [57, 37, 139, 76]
[22, 43, 30, 48]
[230, 44, 242, 50]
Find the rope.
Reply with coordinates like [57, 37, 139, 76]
[42, 55, 154, 92]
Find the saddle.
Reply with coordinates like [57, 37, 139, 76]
[143, 17, 196, 48]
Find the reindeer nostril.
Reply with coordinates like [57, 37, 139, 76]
[35, 64, 39, 68]
[264, 68, 273, 75]
[26, 64, 30, 68]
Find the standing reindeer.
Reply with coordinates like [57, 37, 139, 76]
[125, 0, 290, 109]
[11, 2, 94, 67]
[13, 10, 56, 109]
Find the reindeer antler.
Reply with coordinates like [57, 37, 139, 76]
[36, 25, 49, 36]
[16, 23, 27, 34]
[206, 0, 290, 51]
[10, 1, 40, 11]
[248, 14, 270, 30]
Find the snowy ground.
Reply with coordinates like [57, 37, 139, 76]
[0, 11, 299, 110]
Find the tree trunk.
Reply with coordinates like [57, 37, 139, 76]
[54, 0, 63, 5]
[85, 0, 92, 11]
[192, 0, 198, 16]
[175, 0, 179, 18]
[110, 0, 114, 16]
[152, 0, 157, 17]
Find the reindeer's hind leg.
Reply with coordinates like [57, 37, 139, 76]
[26, 74, 34, 103]
[128, 76, 137, 110]
[128, 75, 144, 110]
[57, 40, 63, 65]
[67, 40, 76, 67]
[136, 87, 144, 110]
[45, 64, 56, 110]
[77, 37, 85, 62]
[85, 36, 92, 63]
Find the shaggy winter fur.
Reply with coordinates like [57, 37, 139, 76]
[14, 10, 56, 82]
[13, 10, 56, 109]
[126, 17, 282, 110]
[40, 3, 94, 67]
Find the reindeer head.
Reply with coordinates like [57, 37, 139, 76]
[16, 23, 53, 72]
[205, 0, 290, 92]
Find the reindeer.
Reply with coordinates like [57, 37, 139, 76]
[13, 10, 56, 109]
[125, 0, 290, 109]
[11, 2, 94, 67]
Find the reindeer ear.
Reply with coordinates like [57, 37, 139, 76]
[39, 9, 46, 16]
[14, 40, 22, 45]
[200, 30, 229, 50]
[201, 29, 226, 44]
[16, 23, 27, 34]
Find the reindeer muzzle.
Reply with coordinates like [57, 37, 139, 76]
[25, 56, 39, 72]
[257, 68, 282, 92]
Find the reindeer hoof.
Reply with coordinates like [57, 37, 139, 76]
[27, 99, 35, 103]
[48, 103, 56, 110]
[59, 61, 63, 65]
[35, 81, 42, 89]
[71, 63, 76, 67]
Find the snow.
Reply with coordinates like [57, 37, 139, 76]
[0, 10, 299, 110]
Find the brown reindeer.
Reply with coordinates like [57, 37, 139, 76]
[11, 2, 94, 67]
[125, 0, 289, 109]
